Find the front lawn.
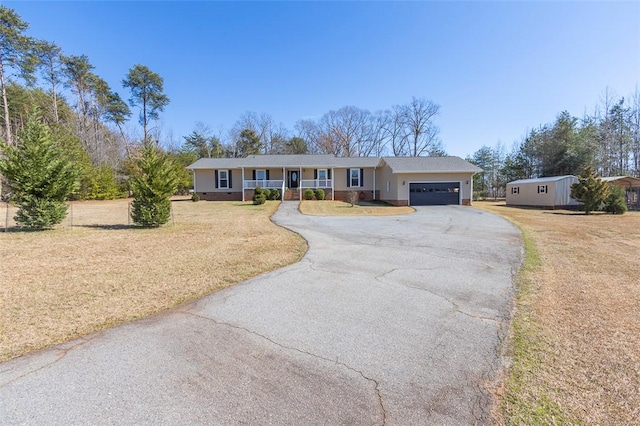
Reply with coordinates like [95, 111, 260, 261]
[0, 199, 306, 362]
[299, 200, 414, 216]
[475, 201, 640, 425]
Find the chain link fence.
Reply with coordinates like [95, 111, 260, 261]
[2, 200, 176, 231]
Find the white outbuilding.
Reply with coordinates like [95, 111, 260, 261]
[506, 175, 580, 208]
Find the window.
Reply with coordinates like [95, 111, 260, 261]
[350, 168, 361, 187]
[537, 185, 547, 194]
[256, 169, 266, 181]
[512, 187, 520, 194]
[218, 170, 229, 189]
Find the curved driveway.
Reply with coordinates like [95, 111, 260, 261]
[0, 203, 521, 425]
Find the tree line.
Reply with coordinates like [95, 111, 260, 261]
[468, 89, 640, 198]
[0, 6, 179, 228]
[0, 5, 446, 205]
[181, 97, 445, 161]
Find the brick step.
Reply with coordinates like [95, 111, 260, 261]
[283, 190, 300, 200]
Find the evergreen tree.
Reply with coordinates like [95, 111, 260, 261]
[570, 166, 609, 215]
[603, 184, 627, 215]
[236, 128, 262, 157]
[122, 64, 169, 143]
[128, 141, 179, 227]
[0, 114, 77, 229]
[284, 136, 308, 154]
[0, 6, 36, 145]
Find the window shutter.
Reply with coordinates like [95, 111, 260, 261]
[228, 170, 232, 188]
[360, 169, 364, 187]
[252, 170, 256, 180]
[266, 170, 270, 180]
[215, 170, 219, 188]
[314, 169, 317, 179]
[346, 169, 351, 187]
[328, 169, 332, 179]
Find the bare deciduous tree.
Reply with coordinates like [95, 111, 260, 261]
[394, 97, 442, 157]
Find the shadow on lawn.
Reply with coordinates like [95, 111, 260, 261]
[74, 224, 138, 230]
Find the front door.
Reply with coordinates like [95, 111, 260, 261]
[288, 170, 299, 188]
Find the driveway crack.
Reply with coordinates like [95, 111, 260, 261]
[375, 269, 500, 324]
[179, 311, 387, 425]
[0, 337, 93, 389]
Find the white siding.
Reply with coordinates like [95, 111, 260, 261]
[506, 176, 579, 207]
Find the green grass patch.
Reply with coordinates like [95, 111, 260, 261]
[501, 225, 580, 425]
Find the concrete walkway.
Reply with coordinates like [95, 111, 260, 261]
[0, 202, 522, 425]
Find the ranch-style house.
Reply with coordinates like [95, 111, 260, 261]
[187, 154, 482, 206]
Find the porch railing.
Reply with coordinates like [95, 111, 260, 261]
[300, 179, 332, 188]
[243, 179, 284, 189]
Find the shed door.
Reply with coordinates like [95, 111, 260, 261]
[409, 182, 460, 206]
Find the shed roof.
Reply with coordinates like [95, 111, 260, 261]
[508, 175, 577, 185]
[382, 156, 482, 174]
[601, 176, 640, 188]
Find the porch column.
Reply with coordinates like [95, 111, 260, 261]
[331, 168, 335, 200]
[299, 167, 302, 199]
[241, 167, 245, 202]
[373, 167, 376, 200]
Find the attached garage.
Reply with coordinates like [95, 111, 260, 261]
[378, 157, 481, 206]
[409, 182, 460, 206]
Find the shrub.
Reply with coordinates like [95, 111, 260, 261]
[129, 144, 180, 227]
[603, 185, 627, 214]
[303, 189, 315, 200]
[191, 193, 200, 202]
[268, 189, 281, 201]
[571, 166, 609, 215]
[253, 186, 266, 205]
[85, 165, 122, 200]
[263, 188, 272, 200]
[314, 188, 325, 200]
[0, 114, 78, 230]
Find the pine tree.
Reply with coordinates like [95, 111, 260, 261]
[129, 141, 179, 227]
[0, 114, 77, 229]
[603, 184, 627, 215]
[570, 166, 609, 215]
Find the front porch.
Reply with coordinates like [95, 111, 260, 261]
[242, 180, 334, 201]
[241, 167, 334, 201]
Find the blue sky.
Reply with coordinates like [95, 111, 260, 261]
[5, 1, 639, 157]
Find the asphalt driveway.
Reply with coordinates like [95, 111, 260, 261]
[0, 202, 522, 425]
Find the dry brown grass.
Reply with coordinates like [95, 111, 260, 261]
[299, 200, 414, 216]
[0, 199, 306, 363]
[475, 201, 640, 425]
